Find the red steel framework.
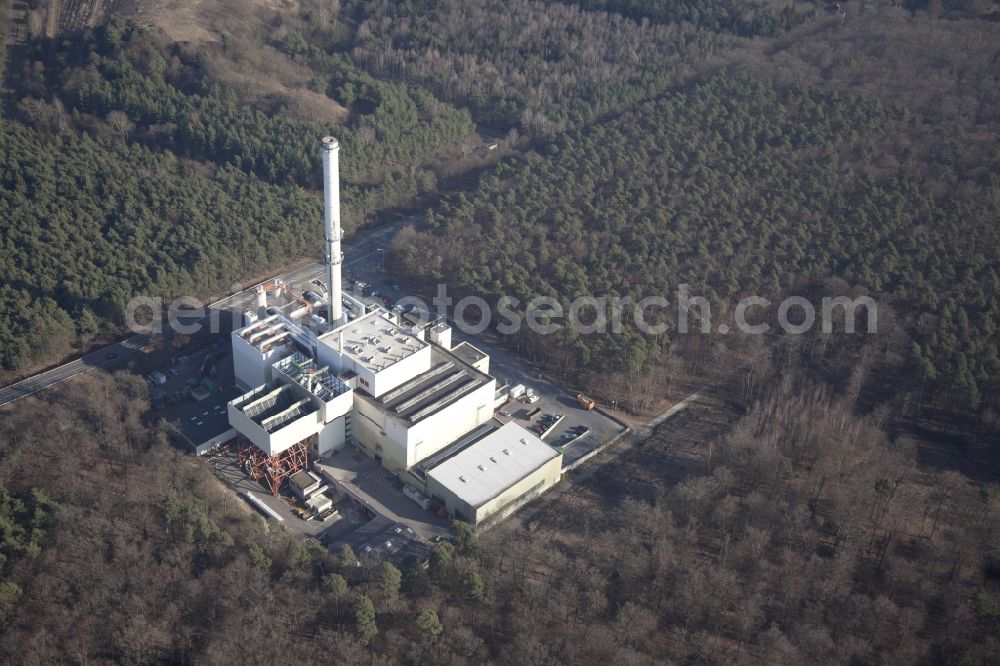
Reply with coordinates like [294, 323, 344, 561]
[235, 435, 313, 496]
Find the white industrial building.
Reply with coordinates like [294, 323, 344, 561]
[352, 346, 496, 472]
[425, 421, 562, 527]
[224, 136, 562, 527]
[232, 315, 298, 390]
[315, 310, 432, 398]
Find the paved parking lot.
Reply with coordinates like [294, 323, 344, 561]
[155, 347, 241, 447]
[471, 337, 626, 470]
[497, 391, 624, 469]
[315, 449, 450, 544]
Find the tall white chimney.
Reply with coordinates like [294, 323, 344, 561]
[321, 136, 343, 325]
[254, 286, 267, 317]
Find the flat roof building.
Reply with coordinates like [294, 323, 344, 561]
[270, 352, 354, 459]
[289, 470, 325, 500]
[316, 311, 432, 398]
[231, 314, 322, 390]
[321, 311, 427, 374]
[450, 341, 489, 374]
[425, 422, 562, 527]
[228, 382, 321, 457]
[353, 345, 496, 474]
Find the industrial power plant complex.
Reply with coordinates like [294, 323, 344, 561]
[224, 137, 567, 529]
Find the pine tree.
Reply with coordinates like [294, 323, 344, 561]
[353, 594, 378, 646]
[415, 609, 443, 641]
[375, 561, 402, 600]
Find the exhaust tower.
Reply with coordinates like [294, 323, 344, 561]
[321, 136, 343, 326]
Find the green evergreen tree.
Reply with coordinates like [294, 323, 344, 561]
[353, 594, 378, 646]
[414, 608, 443, 641]
[451, 520, 479, 556]
[429, 542, 454, 580]
[463, 570, 485, 602]
[322, 573, 348, 596]
[337, 544, 358, 572]
[247, 544, 271, 569]
[375, 561, 402, 600]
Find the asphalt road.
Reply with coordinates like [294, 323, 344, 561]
[0, 334, 154, 406]
[0, 216, 414, 407]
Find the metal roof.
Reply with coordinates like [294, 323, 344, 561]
[374, 348, 490, 424]
[232, 382, 318, 434]
[427, 422, 559, 509]
[414, 423, 496, 478]
[273, 352, 350, 402]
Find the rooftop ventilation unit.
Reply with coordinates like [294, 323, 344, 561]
[502, 448, 511, 455]
[477, 464, 486, 471]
